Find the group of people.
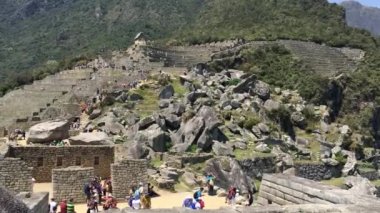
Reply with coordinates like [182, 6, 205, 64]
[7, 128, 26, 141]
[83, 177, 116, 212]
[127, 182, 159, 210]
[49, 198, 75, 213]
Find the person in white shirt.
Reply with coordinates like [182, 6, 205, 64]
[49, 198, 57, 213]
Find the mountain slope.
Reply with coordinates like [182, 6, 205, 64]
[175, 0, 375, 48]
[0, 0, 204, 93]
[341, 1, 380, 36]
[0, 0, 378, 96]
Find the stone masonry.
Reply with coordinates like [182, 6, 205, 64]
[52, 167, 94, 203]
[111, 160, 148, 199]
[0, 158, 32, 194]
[257, 174, 380, 206]
[10, 145, 114, 182]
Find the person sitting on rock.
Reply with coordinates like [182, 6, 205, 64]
[147, 183, 159, 197]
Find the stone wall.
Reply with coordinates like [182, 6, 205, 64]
[238, 156, 276, 179]
[16, 192, 49, 213]
[294, 162, 341, 181]
[9, 145, 114, 182]
[257, 174, 380, 206]
[0, 158, 32, 193]
[111, 160, 148, 199]
[52, 167, 94, 203]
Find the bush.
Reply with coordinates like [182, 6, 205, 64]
[243, 116, 260, 130]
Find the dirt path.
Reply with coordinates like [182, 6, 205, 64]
[34, 183, 228, 213]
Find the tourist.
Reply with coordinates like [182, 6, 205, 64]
[87, 196, 96, 213]
[106, 180, 113, 197]
[193, 187, 204, 200]
[206, 174, 215, 196]
[67, 198, 75, 213]
[246, 189, 254, 206]
[226, 187, 237, 205]
[84, 182, 92, 202]
[147, 183, 159, 197]
[49, 198, 58, 213]
[59, 199, 67, 213]
[103, 195, 117, 210]
[182, 197, 193, 209]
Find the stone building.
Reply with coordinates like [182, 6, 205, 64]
[9, 145, 114, 182]
[111, 159, 148, 199]
[134, 32, 147, 46]
[52, 167, 94, 203]
[0, 158, 32, 193]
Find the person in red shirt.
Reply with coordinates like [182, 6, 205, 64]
[59, 199, 67, 213]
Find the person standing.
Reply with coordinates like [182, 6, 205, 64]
[67, 198, 75, 213]
[246, 189, 254, 206]
[59, 199, 67, 213]
[49, 198, 57, 213]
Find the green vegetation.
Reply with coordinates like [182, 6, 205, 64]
[321, 177, 345, 187]
[307, 141, 321, 162]
[171, 78, 188, 97]
[133, 85, 159, 117]
[237, 44, 329, 103]
[234, 146, 275, 161]
[150, 157, 163, 168]
[187, 144, 198, 153]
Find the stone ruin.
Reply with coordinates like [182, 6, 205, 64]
[52, 167, 94, 203]
[0, 158, 32, 194]
[111, 159, 148, 199]
[255, 173, 380, 212]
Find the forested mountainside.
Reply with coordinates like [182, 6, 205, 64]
[341, 1, 380, 37]
[0, 0, 379, 105]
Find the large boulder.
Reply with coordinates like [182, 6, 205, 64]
[134, 125, 171, 152]
[252, 80, 270, 100]
[171, 116, 205, 153]
[204, 157, 254, 194]
[97, 113, 127, 135]
[345, 176, 377, 197]
[27, 120, 70, 143]
[212, 141, 234, 156]
[138, 116, 156, 130]
[159, 85, 175, 99]
[291, 112, 306, 128]
[89, 109, 102, 120]
[127, 142, 149, 159]
[263, 100, 280, 112]
[69, 132, 111, 145]
[342, 151, 357, 176]
[233, 74, 256, 93]
[163, 114, 181, 130]
[186, 91, 208, 104]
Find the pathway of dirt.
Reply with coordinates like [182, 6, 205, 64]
[34, 183, 229, 213]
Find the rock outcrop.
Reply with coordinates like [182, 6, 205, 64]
[27, 120, 70, 143]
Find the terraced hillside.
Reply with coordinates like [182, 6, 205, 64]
[278, 40, 361, 76]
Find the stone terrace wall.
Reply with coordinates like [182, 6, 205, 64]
[257, 174, 380, 206]
[294, 162, 341, 181]
[111, 160, 148, 199]
[10, 145, 114, 182]
[0, 158, 32, 193]
[52, 167, 94, 203]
